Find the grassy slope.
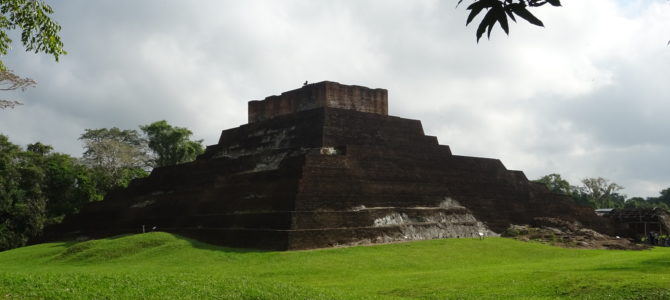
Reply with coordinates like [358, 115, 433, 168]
[0, 233, 669, 299]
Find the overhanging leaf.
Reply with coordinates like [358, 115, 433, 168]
[477, 8, 497, 42]
[467, 6, 485, 26]
[466, 0, 494, 26]
[546, 0, 562, 7]
[495, 5, 509, 35]
[486, 4, 507, 39]
[505, 8, 517, 23]
[509, 3, 544, 27]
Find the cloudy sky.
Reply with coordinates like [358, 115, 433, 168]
[1, 0, 668, 198]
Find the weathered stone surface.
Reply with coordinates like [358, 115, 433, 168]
[248, 81, 387, 123]
[42, 81, 615, 250]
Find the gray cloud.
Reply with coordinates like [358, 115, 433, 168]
[0, 0, 668, 198]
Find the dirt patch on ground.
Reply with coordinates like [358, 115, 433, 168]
[501, 217, 649, 250]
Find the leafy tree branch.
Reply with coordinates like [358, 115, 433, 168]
[458, 0, 561, 42]
[0, 0, 66, 109]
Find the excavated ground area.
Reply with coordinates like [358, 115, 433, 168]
[502, 217, 648, 250]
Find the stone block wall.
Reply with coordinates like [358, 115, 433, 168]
[248, 81, 387, 123]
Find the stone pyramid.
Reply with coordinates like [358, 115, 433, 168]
[47, 81, 612, 250]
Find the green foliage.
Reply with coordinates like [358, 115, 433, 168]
[634, 188, 670, 210]
[0, 135, 47, 251]
[568, 177, 626, 209]
[459, 0, 561, 42]
[0, 0, 65, 109]
[140, 120, 204, 168]
[534, 174, 623, 208]
[535, 173, 669, 210]
[534, 173, 572, 196]
[1, 120, 203, 250]
[625, 197, 648, 208]
[0, 135, 101, 251]
[580, 177, 624, 209]
[25, 142, 52, 155]
[39, 153, 102, 223]
[79, 127, 150, 194]
[0, 0, 66, 69]
[1, 233, 670, 299]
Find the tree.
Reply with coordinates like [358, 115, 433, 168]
[0, 0, 66, 109]
[579, 177, 624, 209]
[534, 173, 572, 195]
[140, 120, 204, 168]
[624, 197, 646, 208]
[624, 197, 664, 209]
[608, 192, 626, 209]
[0, 69, 35, 108]
[459, 0, 561, 42]
[535, 174, 670, 210]
[1, 135, 102, 250]
[26, 141, 52, 155]
[654, 188, 670, 207]
[79, 128, 150, 193]
[534, 173, 629, 209]
[534, 173, 594, 207]
[29, 147, 101, 223]
[0, 134, 46, 250]
[635, 187, 670, 209]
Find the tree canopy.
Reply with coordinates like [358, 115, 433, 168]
[534, 173, 668, 210]
[0, 0, 66, 109]
[579, 177, 624, 209]
[1, 135, 99, 251]
[534, 173, 571, 196]
[79, 128, 150, 193]
[140, 120, 204, 168]
[0, 0, 66, 67]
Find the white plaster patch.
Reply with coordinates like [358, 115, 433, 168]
[373, 212, 409, 226]
[439, 197, 465, 209]
[351, 205, 366, 211]
[370, 198, 499, 241]
[320, 147, 339, 155]
[251, 152, 288, 172]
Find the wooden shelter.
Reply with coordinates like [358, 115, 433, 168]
[606, 208, 670, 238]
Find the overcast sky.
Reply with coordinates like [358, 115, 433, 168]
[1, 0, 668, 198]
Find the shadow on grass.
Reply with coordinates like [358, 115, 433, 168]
[56, 231, 270, 257]
[167, 232, 271, 254]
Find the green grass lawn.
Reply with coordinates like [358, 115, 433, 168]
[1, 233, 669, 299]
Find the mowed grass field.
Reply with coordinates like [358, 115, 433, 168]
[1, 233, 669, 299]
